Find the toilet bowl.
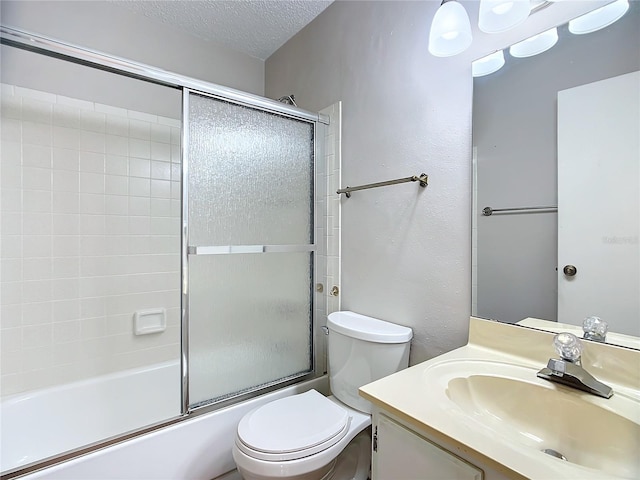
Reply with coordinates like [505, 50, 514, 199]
[232, 311, 412, 480]
[232, 391, 370, 480]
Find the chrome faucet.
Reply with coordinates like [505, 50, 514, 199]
[582, 315, 608, 343]
[537, 332, 613, 399]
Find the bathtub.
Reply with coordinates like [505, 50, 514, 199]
[1, 361, 181, 473]
[1, 361, 328, 479]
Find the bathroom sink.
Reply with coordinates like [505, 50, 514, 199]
[424, 360, 640, 479]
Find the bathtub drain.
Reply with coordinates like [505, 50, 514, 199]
[542, 448, 567, 461]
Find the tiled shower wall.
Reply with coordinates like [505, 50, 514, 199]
[322, 102, 341, 317]
[0, 84, 181, 397]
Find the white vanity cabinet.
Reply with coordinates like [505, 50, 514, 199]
[371, 409, 483, 480]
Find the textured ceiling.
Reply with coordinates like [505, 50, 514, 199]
[114, 0, 334, 60]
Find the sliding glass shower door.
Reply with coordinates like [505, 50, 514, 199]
[185, 91, 316, 408]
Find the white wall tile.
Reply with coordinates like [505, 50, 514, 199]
[105, 194, 129, 215]
[105, 155, 128, 176]
[80, 214, 106, 235]
[79, 172, 105, 194]
[2, 86, 181, 395]
[23, 121, 52, 146]
[150, 123, 171, 143]
[52, 257, 80, 279]
[80, 131, 106, 154]
[106, 134, 129, 156]
[129, 177, 150, 197]
[151, 179, 171, 198]
[152, 198, 174, 218]
[105, 115, 129, 137]
[105, 215, 129, 235]
[56, 94, 93, 110]
[23, 258, 52, 281]
[151, 160, 171, 180]
[1, 213, 21, 235]
[53, 169, 80, 192]
[1, 121, 21, 146]
[23, 144, 52, 169]
[80, 110, 106, 133]
[128, 110, 158, 124]
[1, 93, 21, 120]
[79, 151, 105, 173]
[22, 301, 52, 326]
[53, 191, 80, 214]
[52, 278, 79, 301]
[79, 193, 105, 215]
[53, 104, 80, 129]
[53, 125, 80, 150]
[52, 214, 78, 235]
[53, 147, 79, 171]
[1, 281, 22, 305]
[52, 299, 80, 322]
[129, 158, 150, 178]
[23, 235, 52, 258]
[1, 258, 22, 281]
[53, 320, 81, 344]
[22, 98, 53, 124]
[0, 141, 22, 167]
[129, 138, 151, 159]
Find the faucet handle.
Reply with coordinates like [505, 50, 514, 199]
[582, 316, 608, 342]
[553, 332, 583, 362]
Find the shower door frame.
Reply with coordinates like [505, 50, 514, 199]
[0, 25, 329, 479]
[181, 88, 325, 413]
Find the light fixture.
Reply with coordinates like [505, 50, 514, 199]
[569, 0, 629, 34]
[428, 0, 473, 57]
[509, 27, 558, 57]
[478, 0, 531, 33]
[472, 50, 506, 77]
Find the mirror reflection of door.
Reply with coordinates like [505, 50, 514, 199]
[557, 71, 640, 336]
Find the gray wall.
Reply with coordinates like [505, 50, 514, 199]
[1, 0, 615, 365]
[0, 0, 264, 98]
[266, 1, 474, 363]
[264, 0, 617, 364]
[474, 3, 640, 324]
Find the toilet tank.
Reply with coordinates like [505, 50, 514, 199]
[327, 311, 412, 414]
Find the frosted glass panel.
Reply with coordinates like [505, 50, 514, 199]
[188, 93, 314, 246]
[188, 253, 313, 406]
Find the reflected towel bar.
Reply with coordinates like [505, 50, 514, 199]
[482, 206, 558, 216]
[337, 173, 428, 198]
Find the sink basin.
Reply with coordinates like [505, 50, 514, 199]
[424, 360, 640, 479]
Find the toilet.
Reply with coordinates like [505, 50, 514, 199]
[232, 311, 413, 480]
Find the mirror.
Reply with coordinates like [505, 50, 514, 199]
[472, 1, 640, 349]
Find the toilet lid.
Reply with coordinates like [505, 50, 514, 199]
[236, 390, 350, 461]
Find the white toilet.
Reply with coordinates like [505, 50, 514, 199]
[232, 311, 413, 480]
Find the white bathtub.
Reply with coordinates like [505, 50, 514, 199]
[1, 362, 328, 479]
[1, 361, 181, 473]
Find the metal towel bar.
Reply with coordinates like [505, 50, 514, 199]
[337, 173, 428, 198]
[482, 206, 557, 216]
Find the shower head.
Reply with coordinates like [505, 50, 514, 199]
[276, 94, 297, 107]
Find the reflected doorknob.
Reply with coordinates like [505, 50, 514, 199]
[563, 265, 577, 277]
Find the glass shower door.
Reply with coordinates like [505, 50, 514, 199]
[185, 91, 316, 408]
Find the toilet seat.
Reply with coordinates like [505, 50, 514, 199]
[236, 390, 350, 462]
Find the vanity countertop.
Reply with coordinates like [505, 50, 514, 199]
[359, 317, 640, 480]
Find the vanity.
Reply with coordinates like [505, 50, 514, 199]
[359, 317, 640, 480]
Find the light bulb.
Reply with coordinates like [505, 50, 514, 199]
[569, 0, 629, 34]
[510, 27, 558, 57]
[472, 50, 505, 77]
[478, 0, 531, 33]
[428, 0, 473, 57]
